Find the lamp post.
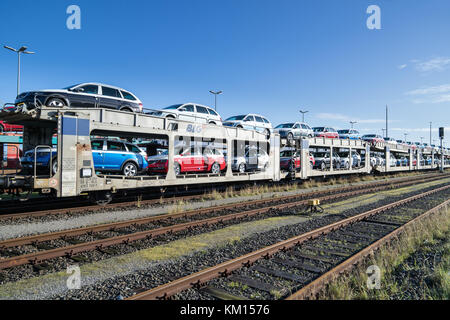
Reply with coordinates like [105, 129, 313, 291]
[429, 122, 432, 146]
[299, 110, 309, 123]
[350, 121, 357, 129]
[209, 90, 222, 111]
[404, 133, 408, 143]
[3, 45, 35, 96]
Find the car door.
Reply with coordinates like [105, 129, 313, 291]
[68, 84, 99, 108]
[254, 116, 265, 133]
[195, 105, 210, 123]
[103, 141, 128, 171]
[99, 86, 122, 110]
[91, 140, 105, 169]
[177, 104, 196, 122]
[243, 115, 255, 130]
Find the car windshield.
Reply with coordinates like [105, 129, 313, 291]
[225, 115, 246, 121]
[363, 134, 376, 138]
[163, 104, 183, 110]
[275, 123, 294, 129]
[338, 130, 350, 134]
[63, 84, 82, 89]
[313, 127, 325, 132]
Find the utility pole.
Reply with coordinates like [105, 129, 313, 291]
[385, 105, 388, 138]
[429, 122, 432, 146]
[299, 110, 309, 123]
[439, 127, 444, 173]
[209, 90, 223, 111]
[4, 45, 36, 96]
[404, 133, 408, 143]
[350, 121, 357, 129]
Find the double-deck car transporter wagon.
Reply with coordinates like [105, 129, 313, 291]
[0, 106, 449, 202]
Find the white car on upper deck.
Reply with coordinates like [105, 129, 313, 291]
[148, 103, 222, 125]
[222, 113, 272, 138]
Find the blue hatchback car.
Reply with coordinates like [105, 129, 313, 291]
[21, 139, 148, 176]
[338, 129, 361, 140]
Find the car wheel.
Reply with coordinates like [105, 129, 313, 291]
[321, 162, 326, 171]
[308, 134, 313, 138]
[0, 124, 4, 133]
[122, 162, 137, 177]
[336, 161, 341, 170]
[174, 162, 181, 176]
[345, 161, 350, 170]
[238, 163, 246, 173]
[51, 158, 58, 175]
[211, 162, 220, 174]
[120, 107, 133, 112]
[46, 98, 66, 108]
[264, 129, 270, 139]
[236, 125, 243, 129]
[209, 121, 216, 125]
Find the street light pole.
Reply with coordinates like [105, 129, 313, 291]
[299, 110, 309, 123]
[350, 121, 357, 129]
[429, 122, 432, 146]
[404, 133, 408, 143]
[209, 90, 223, 111]
[4, 45, 35, 96]
[385, 105, 388, 138]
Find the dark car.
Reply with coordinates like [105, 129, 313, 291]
[14, 83, 143, 113]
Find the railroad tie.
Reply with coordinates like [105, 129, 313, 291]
[228, 275, 281, 293]
[251, 264, 306, 282]
[201, 286, 247, 300]
[271, 257, 323, 274]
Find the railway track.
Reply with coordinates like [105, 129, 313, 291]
[126, 183, 450, 300]
[0, 173, 448, 274]
[0, 172, 446, 221]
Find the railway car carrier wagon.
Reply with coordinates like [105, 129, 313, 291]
[0, 107, 280, 201]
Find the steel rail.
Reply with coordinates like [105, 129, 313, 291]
[126, 183, 450, 300]
[0, 174, 439, 249]
[0, 172, 446, 221]
[286, 198, 450, 300]
[0, 180, 407, 270]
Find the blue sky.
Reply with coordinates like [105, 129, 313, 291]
[0, 0, 449, 145]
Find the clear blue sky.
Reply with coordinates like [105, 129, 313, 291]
[1, 0, 449, 145]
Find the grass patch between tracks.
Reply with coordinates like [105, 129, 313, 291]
[317, 205, 450, 300]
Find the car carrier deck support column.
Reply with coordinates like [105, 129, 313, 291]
[385, 146, 390, 172]
[225, 138, 233, 178]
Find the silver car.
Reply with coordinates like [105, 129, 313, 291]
[274, 122, 313, 142]
[232, 146, 270, 173]
[223, 114, 272, 138]
[149, 103, 222, 125]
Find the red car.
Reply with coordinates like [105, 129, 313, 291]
[0, 121, 23, 133]
[280, 148, 315, 171]
[312, 127, 339, 139]
[147, 146, 226, 175]
[362, 134, 384, 145]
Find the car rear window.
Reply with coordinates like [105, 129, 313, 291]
[120, 91, 136, 101]
[107, 141, 126, 151]
[102, 87, 121, 98]
[196, 106, 209, 114]
[91, 140, 103, 150]
[245, 115, 255, 122]
[127, 144, 141, 153]
[262, 118, 270, 124]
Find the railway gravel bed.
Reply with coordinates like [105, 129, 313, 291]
[28, 179, 450, 300]
[0, 173, 445, 241]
